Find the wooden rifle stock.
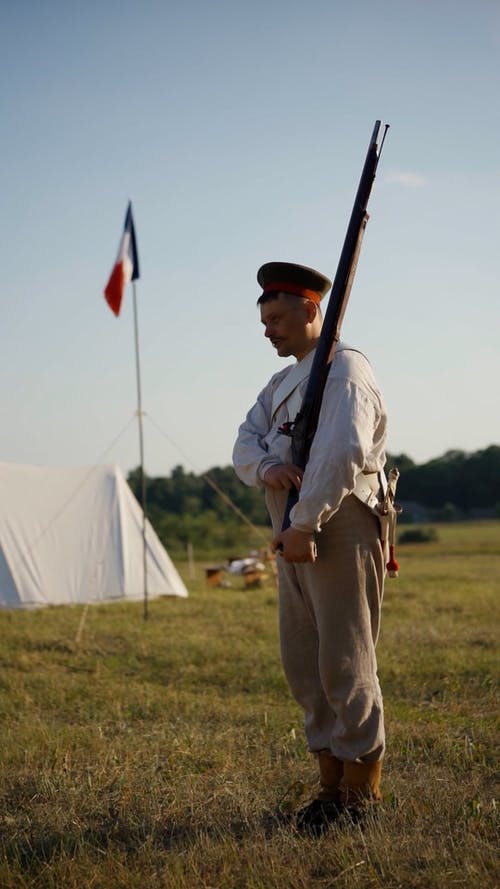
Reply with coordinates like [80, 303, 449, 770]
[281, 120, 389, 532]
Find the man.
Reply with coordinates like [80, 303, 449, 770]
[232, 261, 388, 834]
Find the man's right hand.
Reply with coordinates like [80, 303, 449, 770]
[263, 464, 304, 491]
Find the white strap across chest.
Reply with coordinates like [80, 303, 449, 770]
[270, 343, 357, 421]
[271, 349, 315, 420]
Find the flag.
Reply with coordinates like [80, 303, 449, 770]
[104, 202, 140, 316]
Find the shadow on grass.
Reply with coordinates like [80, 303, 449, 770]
[0, 806, 293, 871]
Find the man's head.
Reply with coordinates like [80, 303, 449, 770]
[256, 261, 332, 361]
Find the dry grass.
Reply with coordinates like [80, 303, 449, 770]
[0, 521, 498, 888]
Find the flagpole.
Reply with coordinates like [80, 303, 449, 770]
[132, 278, 148, 620]
[104, 201, 146, 617]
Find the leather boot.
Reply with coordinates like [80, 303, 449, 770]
[295, 751, 343, 835]
[317, 750, 343, 802]
[340, 760, 383, 818]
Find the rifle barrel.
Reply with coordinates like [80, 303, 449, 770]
[280, 121, 389, 533]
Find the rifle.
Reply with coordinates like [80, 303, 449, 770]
[280, 120, 389, 533]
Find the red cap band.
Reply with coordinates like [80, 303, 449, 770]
[263, 280, 322, 304]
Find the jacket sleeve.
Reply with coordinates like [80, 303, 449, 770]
[289, 373, 385, 533]
[232, 380, 284, 488]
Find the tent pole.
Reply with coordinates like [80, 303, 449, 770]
[132, 279, 148, 620]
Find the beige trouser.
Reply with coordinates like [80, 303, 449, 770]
[266, 491, 386, 762]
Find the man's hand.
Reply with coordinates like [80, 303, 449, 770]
[264, 464, 304, 491]
[272, 527, 317, 563]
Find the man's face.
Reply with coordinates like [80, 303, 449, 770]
[260, 294, 310, 359]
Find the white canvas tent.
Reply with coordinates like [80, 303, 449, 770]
[0, 463, 188, 608]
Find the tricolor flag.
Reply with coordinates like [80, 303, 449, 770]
[104, 202, 140, 316]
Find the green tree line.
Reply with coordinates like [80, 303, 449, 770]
[128, 464, 270, 556]
[128, 445, 500, 553]
[389, 445, 500, 513]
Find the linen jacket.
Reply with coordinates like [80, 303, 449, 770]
[232, 343, 388, 534]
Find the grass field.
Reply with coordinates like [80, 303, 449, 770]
[0, 521, 498, 888]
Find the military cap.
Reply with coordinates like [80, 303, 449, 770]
[257, 261, 332, 305]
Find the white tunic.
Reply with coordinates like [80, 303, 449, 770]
[232, 343, 388, 533]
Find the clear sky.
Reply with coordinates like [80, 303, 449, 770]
[1, 0, 499, 479]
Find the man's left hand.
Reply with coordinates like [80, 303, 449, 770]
[272, 527, 317, 563]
